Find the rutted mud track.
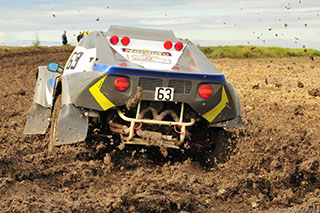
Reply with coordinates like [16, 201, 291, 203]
[0, 47, 319, 212]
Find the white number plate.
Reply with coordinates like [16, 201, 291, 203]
[155, 87, 174, 101]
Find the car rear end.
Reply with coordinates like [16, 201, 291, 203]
[64, 26, 242, 148]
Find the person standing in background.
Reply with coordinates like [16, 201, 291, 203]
[62, 31, 68, 45]
[77, 32, 83, 42]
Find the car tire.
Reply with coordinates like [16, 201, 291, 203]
[48, 95, 62, 153]
[200, 127, 232, 168]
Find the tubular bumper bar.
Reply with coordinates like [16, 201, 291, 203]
[116, 102, 195, 145]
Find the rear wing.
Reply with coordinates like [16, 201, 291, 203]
[93, 64, 226, 82]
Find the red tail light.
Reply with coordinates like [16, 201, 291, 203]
[121, 36, 130, 46]
[164, 40, 173, 50]
[174, 41, 183, 51]
[114, 77, 129, 92]
[110, 35, 119, 45]
[198, 84, 213, 99]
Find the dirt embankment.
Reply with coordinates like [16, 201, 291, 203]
[0, 47, 319, 212]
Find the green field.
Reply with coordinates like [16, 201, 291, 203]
[200, 45, 320, 58]
[1, 45, 319, 59]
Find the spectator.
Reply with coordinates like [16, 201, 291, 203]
[77, 32, 83, 42]
[62, 31, 68, 45]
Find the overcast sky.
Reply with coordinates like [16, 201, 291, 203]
[0, 0, 319, 49]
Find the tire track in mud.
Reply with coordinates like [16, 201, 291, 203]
[0, 48, 319, 212]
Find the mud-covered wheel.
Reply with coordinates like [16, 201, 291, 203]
[48, 95, 62, 153]
[199, 127, 233, 168]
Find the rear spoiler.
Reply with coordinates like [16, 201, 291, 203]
[93, 64, 226, 82]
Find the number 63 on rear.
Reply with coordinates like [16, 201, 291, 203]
[154, 87, 174, 101]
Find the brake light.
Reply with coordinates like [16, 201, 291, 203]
[110, 35, 119, 45]
[174, 41, 183, 51]
[164, 40, 173, 50]
[198, 84, 213, 99]
[114, 77, 129, 92]
[121, 36, 130, 46]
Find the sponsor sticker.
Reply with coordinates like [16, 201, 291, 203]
[128, 54, 171, 64]
[122, 48, 171, 57]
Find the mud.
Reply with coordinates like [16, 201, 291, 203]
[0, 47, 319, 212]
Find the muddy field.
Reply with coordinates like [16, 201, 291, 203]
[0, 47, 319, 212]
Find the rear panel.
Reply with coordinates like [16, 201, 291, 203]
[69, 67, 237, 125]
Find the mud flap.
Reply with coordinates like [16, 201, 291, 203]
[24, 103, 51, 134]
[55, 104, 88, 145]
[210, 115, 244, 129]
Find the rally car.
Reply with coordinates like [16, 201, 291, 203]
[24, 25, 242, 162]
